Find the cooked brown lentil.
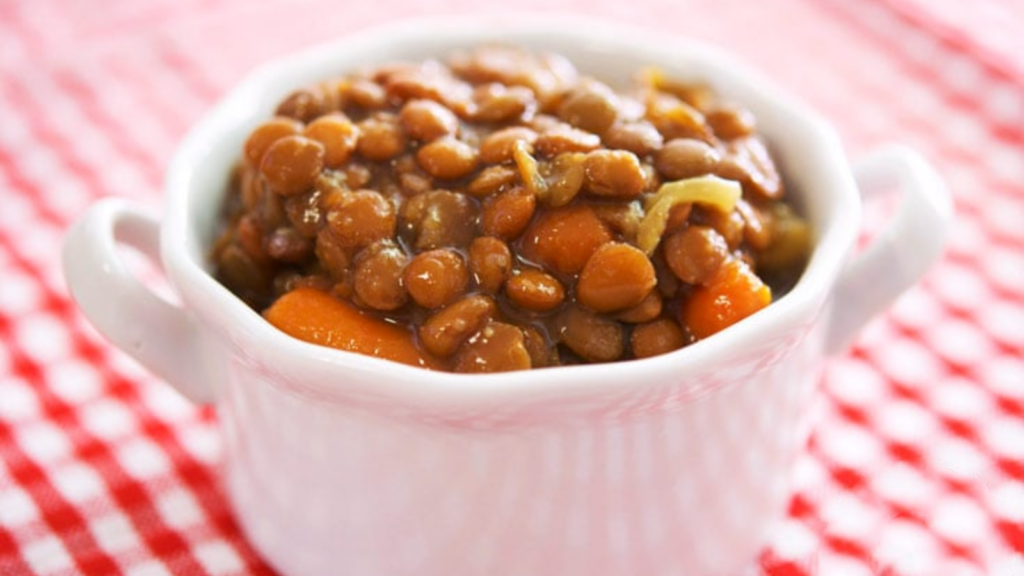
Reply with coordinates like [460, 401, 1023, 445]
[212, 46, 811, 373]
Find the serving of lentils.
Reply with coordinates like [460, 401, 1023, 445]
[212, 46, 811, 373]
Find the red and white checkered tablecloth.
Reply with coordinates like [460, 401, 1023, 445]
[1, 0, 1021, 574]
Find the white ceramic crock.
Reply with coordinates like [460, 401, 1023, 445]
[63, 16, 952, 576]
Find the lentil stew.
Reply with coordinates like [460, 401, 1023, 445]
[211, 46, 811, 373]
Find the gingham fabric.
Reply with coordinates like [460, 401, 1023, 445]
[1, 0, 1021, 574]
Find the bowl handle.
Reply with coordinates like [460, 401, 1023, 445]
[63, 199, 217, 404]
[826, 144, 954, 355]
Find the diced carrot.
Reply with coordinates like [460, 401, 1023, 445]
[264, 287, 441, 369]
[681, 258, 772, 340]
[520, 205, 612, 275]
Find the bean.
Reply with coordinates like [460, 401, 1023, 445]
[384, 64, 460, 103]
[314, 228, 351, 280]
[520, 205, 611, 275]
[534, 124, 602, 156]
[255, 184, 288, 229]
[527, 114, 562, 134]
[316, 79, 346, 113]
[646, 93, 711, 142]
[705, 104, 756, 140]
[420, 295, 496, 357]
[656, 78, 714, 110]
[356, 114, 407, 161]
[400, 99, 459, 142]
[631, 318, 686, 358]
[556, 305, 624, 363]
[403, 249, 469, 309]
[416, 136, 479, 180]
[557, 81, 619, 135]
[276, 87, 326, 122]
[236, 214, 268, 261]
[271, 270, 302, 297]
[399, 172, 433, 196]
[592, 202, 643, 243]
[616, 95, 646, 123]
[393, 154, 418, 175]
[532, 52, 580, 109]
[736, 199, 772, 251]
[341, 162, 373, 190]
[615, 290, 663, 323]
[602, 121, 663, 156]
[449, 47, 576, 109]
[260, 135, 325, 196]
[479, 127, 539, 164]
[468, 236, 512, 293]
[663, 225, 728, 285]
[244, 117, 302, 168]
[471, 83, 535, 123]
[303, 113, 359, 167]
[284, 190, 323, 238]
[347, 78, 387, 109]
[240, 168, 263, 210]
[265, 227, 312, 263]
[521, 325, 558, 368]
[453, 321, 532, 373]
[479, 186, 536, 241]
[692, 205, 745, 249]
[654, 138, 720, 181]
[584, 150, 647, 198]
[664, 202, 694, 236]
[468, 165, 518, 197]
[577, 242, 656, 313]
[654, 251, 681, 298]
[399, 189, 478, 250]
[756, 204, 811, 275]
[353, 240, 408, 311]
[325, 189, 396, 248]
[506, 268, 565, 312]
[716, 136, 783, 199]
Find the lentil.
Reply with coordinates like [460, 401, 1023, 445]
[260, 135, 325, 196]
[416, 136, 479, 180]
[602, 121, 663, 156]
[479, 185, 536, 240]
[213, 46, 811, 373]
[400, 99, 459, 142]
[467, 236, 512, 293]
[506, 268, 566, 312]
[244, 118, 303, 168]
[453, 321, 532, 373]
[356, 113, 407, 161]
[655, 138, 720, 181]
[419, 295, 496, 357]
[584, 150, 647, 199]
[403, 249, 469, 309]
[631, 318, 687, 358]
[663, 225, 729, 285]
[577, 243, 656, 313]
[353, 240, 408, 311]
[303, 113, 359, 167]
[324, 189, 396, 249]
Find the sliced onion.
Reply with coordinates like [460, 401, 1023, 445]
[637, 175, 742, 255]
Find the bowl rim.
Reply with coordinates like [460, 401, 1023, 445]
[162, 14, 860, 406]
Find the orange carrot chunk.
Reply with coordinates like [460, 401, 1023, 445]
[264, 287, 440, 369]
[681, 258, 771, 340]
